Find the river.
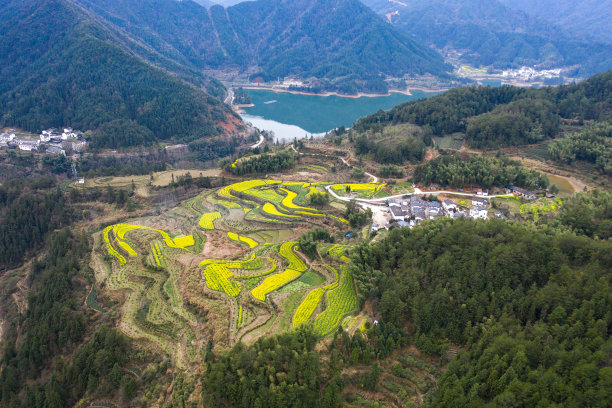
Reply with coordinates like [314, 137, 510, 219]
[240, 89, 435, 142]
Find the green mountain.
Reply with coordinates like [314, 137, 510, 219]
[72, 0, 452, 94]
[0, 0, 241, 148]
[361, 0, 612, 77]
[500, 0, 612, 44]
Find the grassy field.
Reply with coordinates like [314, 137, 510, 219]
[434, 135, 463, 150]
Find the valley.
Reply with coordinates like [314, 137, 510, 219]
[0, 1, 610, 407]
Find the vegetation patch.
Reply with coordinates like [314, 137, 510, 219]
[199, 211, 221, 229]
[251, 269, 302, 301]
[227, 231, 259, 248]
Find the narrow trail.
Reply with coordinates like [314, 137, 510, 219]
[293, 146, 377, 182]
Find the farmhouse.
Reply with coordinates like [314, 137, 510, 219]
[412, 208, 426, 222]
[427, 201, 443, 218]
[451, 211, 467, 219]
[442, 199, 458, 213]
[18, 140, 39, 151]
[46, 145, 65, 155]
[61, 128, 80, 140]
[470, 206, 488, 220]
[1, 133, 16, 142]
[513, 187, 537, 200]
[472, 197, 488, 207]
[389, 206, 408, 220]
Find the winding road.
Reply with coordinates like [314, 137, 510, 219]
[224, 88, 234, 105]
[251, 132, 265, 149]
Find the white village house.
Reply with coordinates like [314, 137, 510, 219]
[442, 199, 458, 213]
[1, 133, 16, 142]
[470, 206, 488, 220]
[472, 197, 488, 207]
[62, 128, 79, 140]
[18, 140, 39, 151]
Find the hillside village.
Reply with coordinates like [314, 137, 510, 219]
[351, 186, 543, 232]
[387, 195, 492, 226]
[0, 127, 86, 155]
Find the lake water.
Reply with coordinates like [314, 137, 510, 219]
[240, 89, 434, 141]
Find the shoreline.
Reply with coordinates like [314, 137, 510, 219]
[232, 103, 254, 114]
[240, 86, 448, 99]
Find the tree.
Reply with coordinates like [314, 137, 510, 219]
[123, 378, 138, 400]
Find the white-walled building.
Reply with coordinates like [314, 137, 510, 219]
[442, 199, 458, 213]
[18, 140, 39, 151]
[470, 206, 488, 220]
[472, 197, 488, 207]
[1, 133, 16, 142]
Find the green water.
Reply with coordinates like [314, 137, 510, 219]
[546, 174, 576, 194]
[241, 89, 433, 136]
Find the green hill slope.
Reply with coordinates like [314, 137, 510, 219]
[0, 0, 241, 148]
[72, 0, 452, 94]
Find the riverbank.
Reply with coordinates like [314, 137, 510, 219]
[240, 86, 445, 99]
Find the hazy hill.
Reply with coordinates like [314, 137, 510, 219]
[361, 0, 612, 77]
[188, 0, 217, 7]
[500, 0, 612, 44]
[72, 0, 452, 94]
[0, 0, 240, 148]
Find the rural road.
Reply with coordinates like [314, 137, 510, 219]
[364, 172, 378, 183]
[251, 132, 265, 149]
[326, 184, 512, 205]
[224, 88, 234, 105]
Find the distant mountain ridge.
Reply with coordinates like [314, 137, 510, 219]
[500, 0, 612, 44]
[0, 0, 241, 148]
[361, 0, 612, 77]
[72, 0, 452, 94]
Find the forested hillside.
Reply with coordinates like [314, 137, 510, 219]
[361, 0, 612, 77]
[0, 0, 240, 148]
[353, 71, 612, 149]
[72, 0, 451, 94]
[351, 210, 612, 406]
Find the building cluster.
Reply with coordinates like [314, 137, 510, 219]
[501, 66, 561, 81]
[387, 195, 493, 227]
[0, 128, 86, 155]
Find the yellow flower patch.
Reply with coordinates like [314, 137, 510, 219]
[251, 269, 302, 301]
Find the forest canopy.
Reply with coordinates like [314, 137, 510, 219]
[548, 122, 612, 175]
[350, 215, 612, 406]
[413, 155, 549, 189]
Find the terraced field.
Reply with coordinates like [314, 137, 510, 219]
[332, 183, 387, 199]
[93, 180, 361, 365]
